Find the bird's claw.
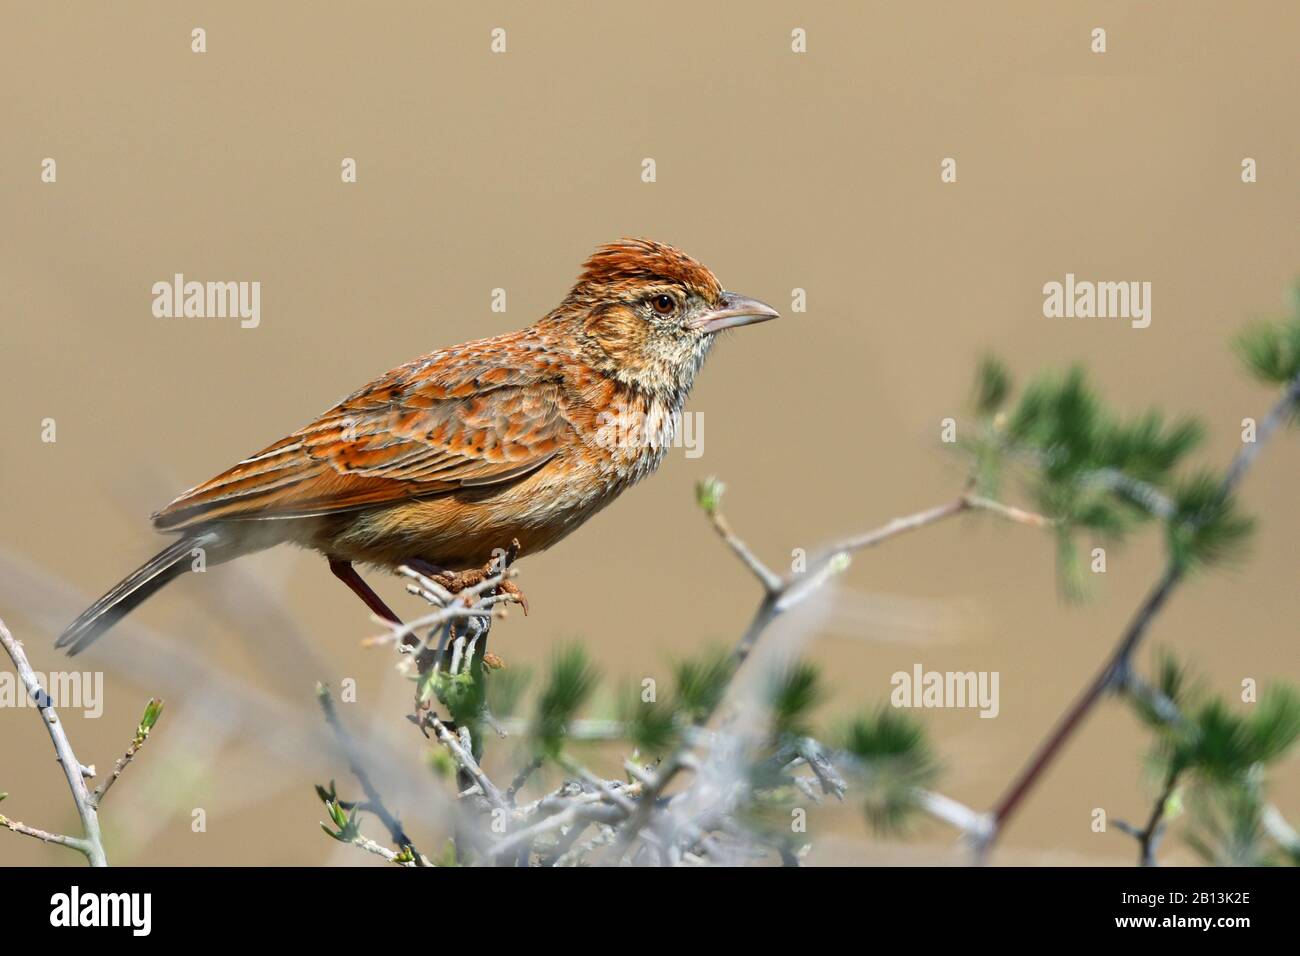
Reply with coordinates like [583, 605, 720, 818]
[497, 580, 529, 615]
[430, 554, 530, 615]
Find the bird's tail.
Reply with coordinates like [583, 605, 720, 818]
[56, 531, 218, 656]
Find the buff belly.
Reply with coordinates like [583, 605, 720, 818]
[302, 459, 625, 570]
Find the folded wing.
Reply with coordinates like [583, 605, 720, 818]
[153, 337, 570, 530]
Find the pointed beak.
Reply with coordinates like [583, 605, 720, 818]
[689, 291, 780, 334]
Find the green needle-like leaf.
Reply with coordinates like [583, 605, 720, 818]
[530, 645, 599, 757]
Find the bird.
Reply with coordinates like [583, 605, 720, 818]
[57, 238, 779, 655]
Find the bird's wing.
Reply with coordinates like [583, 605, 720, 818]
[153, 337, 571, 529]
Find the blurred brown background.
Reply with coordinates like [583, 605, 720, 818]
[1, 1, 1297, 865]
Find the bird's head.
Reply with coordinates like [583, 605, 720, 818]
[555, 238, 778, 398]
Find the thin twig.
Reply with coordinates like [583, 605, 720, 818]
[916, 790, 995, 840]
[829, 497, 971, 557]
[92, 699, 161, 808]
[1137, 767, 1181, 866]
[492, 800, 627, 859]
[378, 603, 497, 649]
[426, 716, 508, 811]
[0, 616, 106, 866]
[346, 834, 419, 866]
[705, 507, 783, 594]
[507, 756, 544, 805]
[963, 494, 1055, 528]
[0, 815, 92, 852]
[317, 684, 424, 860]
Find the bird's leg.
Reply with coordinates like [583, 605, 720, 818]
[330, 557, 447, 728]
[328, 558, 416, 647]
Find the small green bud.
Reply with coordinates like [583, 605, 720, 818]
[138, 698, 164, 735]
[695, 476, 725, 514]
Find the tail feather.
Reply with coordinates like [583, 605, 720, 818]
[56, 533, 215, 656]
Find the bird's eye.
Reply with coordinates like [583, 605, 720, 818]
[650, 294, 676, 315]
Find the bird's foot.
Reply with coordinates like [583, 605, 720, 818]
[430, 561, 530, 616]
